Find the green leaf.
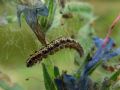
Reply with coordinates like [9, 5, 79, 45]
[110, 69, 120, 81]
[75, 53, 92, 78]
[42, 63, 56, 90]
[46, 0, 56, 31]
[54, 66, 60, 77]
[81, 53, 92, 69]
[39, 0, 56, 33]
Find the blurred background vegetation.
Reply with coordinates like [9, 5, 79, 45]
[0, 0, 120, 90]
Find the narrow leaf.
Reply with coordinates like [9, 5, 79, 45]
[110, 69, 120, 81]
[54, 66, 60, 77]
[42, 63, 56, 90]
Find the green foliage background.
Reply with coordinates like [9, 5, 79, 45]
[0, 0, 120, 90]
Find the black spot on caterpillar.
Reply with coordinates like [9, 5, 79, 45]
[26, 37, 84, 67]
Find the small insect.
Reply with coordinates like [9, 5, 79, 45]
[26, 37, 84, 67]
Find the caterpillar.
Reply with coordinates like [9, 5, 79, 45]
[26, 37, 84, 67]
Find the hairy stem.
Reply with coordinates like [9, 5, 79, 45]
[34, 22, 47, 46]
[103, 14, 120, 47]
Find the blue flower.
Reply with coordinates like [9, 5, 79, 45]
[54, 78, 63, 90]
[82, 37, 120, 76]
[54, 73, 77, 90]
[93, 37, 120, 61]
[17, 3, 49, 30]
[63, 74, 76, 90]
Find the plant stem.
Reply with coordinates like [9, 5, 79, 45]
[102, 14, 120, 47]
[34, 22, 47, 46]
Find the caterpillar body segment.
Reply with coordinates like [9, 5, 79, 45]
[26, 37, 84, 67]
